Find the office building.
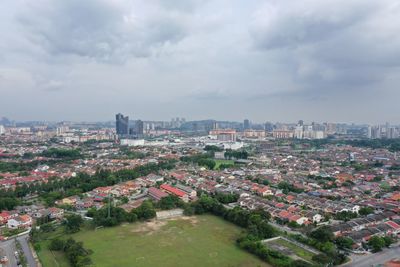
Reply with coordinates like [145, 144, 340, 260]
[0, 125, 5, 135]
[129, 120, 144, 136]
[243, 119, 250, 130]
[116, 113, 129, 135]
[209, 129, 237, 142]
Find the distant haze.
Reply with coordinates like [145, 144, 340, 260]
[1, 0, 399, 124]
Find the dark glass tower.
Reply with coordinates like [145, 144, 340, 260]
[116, 113, 129, 135]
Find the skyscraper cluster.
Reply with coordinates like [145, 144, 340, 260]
[367, 124, 399, 139]
[115, 113, 143, 138]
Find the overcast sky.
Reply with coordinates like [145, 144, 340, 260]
[1, 0, 399, 123]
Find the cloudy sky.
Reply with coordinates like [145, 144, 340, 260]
[1, 0, 399, 123]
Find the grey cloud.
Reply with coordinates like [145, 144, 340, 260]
[17, 0, 189, 63]
[0, 0, 400, 123]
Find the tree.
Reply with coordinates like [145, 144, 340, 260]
[312, 253, 331, 264]
[335, 236, 354, 250]
[157, 195, 183, 210]
[49, 238, 65, 251]
[64, 214, 84, 233]
[334, 211, 358, 221]
[368, 236, 385, 252]
[359, 207, 374, 216]
[93, 206, 128, 227]
[383, 236, 394, 247]
[134, 200, 156, 220]
[309, 226, 334, 243]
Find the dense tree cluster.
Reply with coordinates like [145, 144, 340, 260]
[224, 149, 248, 160]
[41, 148, 82, 159]
[180, 154, 216, 169]
[368, 236, 394, 252]
[204, 145, 223, 152]
[89, 200, 157, 227]
[0, 160, 53, 173]
[334, 211, 358, 221]
[277, 181, 304, 194]
[214, 192, 239, 204]
[358, 206, 374, 216]
[118, 147, 146, 159]
[49, 238, 92, 267]
[289, 226, 347, 265]
[64, 214, 84, 233]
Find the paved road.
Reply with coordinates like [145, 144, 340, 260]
[0, 239, 18, 267]
[16, 234, 37, 267]
[344, 246, 400, 267]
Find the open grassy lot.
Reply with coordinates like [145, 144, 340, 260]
[265, 237, 317, 263]
[214, 159, 234, 169]
[37, 215, 270, 267]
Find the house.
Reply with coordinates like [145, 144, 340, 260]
[160, 184, 189, 202]
[176, 184, 197, 198]
[0, 211, 10, 224]
[7, 215, 32, 229]
[148, 187, 169, 201]
[256, 186, 273, 197]
[289, 215, 309, 225]
[58, 196, 79, 206]
[310, 213, 322, 223]
[48, 207, 64, 219]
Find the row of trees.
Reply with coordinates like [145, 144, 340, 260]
[368, 235, 394, 252]
[0, 160, 176, 209]
[88, 200, 157, 227]
[0, 160, 54, 173]
[224, 149, 248, 160]
[180, 154, 216, 169]
[41, 148, 83, 159]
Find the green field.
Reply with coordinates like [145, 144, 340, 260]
[37, 215, 270, 267]
[266, 237, 317, 263]
[214, 159, 234, 169]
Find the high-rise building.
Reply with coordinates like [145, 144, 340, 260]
[129, 120, 144, 136]
[264, 122, 274, 132]
[212, 121, 219, 130]
[116, 113, 129, 135]
[243, 119, 250, 130]
[0, 125, 5, 135]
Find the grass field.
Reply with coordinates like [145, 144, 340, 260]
[265, 237, 316, 263]
[37, 215, 270, 267]
[214, 159, 234, 170]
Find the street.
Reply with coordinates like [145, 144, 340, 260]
[344, 246, 400, 267]
[16, 234, 37, 267]
[0, 239, 18, 267]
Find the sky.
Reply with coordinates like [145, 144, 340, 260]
[0, 0, 400, 124]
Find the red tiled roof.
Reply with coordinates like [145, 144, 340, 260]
[161, 184, 186, 197]
[386, 221, 400, 230]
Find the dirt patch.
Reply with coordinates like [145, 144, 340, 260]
[179, 216, 198, 224]
[130, 216, 199, 234]
[131, 220, 168, 233]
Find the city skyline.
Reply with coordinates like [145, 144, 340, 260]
[1, 0, 400, 123]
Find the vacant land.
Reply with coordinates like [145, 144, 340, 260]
[214, 159, 234, 169]
[37, 215, 270, 267]
[265, 237, 317, 263]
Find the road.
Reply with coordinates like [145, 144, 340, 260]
[16, 234, 37, 267]
[0, 239, 18, 267]
[269, 221, 307, 237]
[343, 246, 400, 267]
